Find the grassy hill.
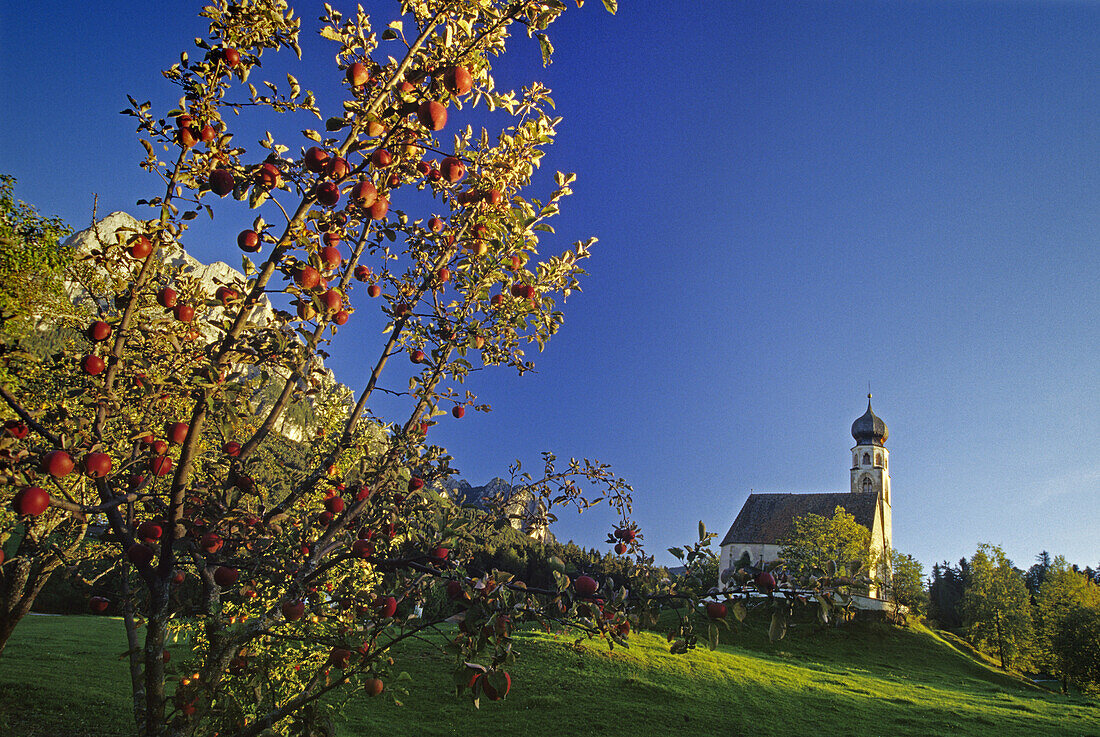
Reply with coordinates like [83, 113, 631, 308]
[1, 614, 1097, 737]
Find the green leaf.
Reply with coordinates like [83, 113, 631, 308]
[535, 33, 554, 66]
[601, 0, 618, 13]
[381, 28, 399, 40]
[732, 600, 747, 622]
[668, 547, 684, 561]
[698, 520, 706, 541]
[707, 623, 719, 651]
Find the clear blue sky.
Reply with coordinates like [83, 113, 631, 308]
[2, 1, 1098, 574]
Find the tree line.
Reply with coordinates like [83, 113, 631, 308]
[929, 545, 1100, 693]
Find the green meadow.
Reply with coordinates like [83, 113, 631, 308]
[1, 614, 1097, 737]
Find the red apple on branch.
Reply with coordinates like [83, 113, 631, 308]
[127, 544, 155, 565]
[440, 157, 465, 183]
[255, 162, 281, 188]
[200, 533, 223, 555]
[755, 571, 777, 593]
[88, 321, 112, 342]
[574, 575, 598, 598]
[346, 62, 369, 87]
[13, 486, 50, 516]
[3, 420, 28, 439]
[370, 148, 392, 167]
[237, 229, 260, 252]
[82, 452, 112, 478]
[417, 100, 447, 131]
[367, 198, 389, 221]
[166, 422, 188, 444]
[316, 181, 340, 207]
[82, 355, 106, 376]
[213, 567, 239, 587]
[326, 156, 350, 181]
[173, 304, 194, 322]
[157, 287, 178, 308]
[444, 65, 473, 96]
[41, 450, 74, 478]
[138, 521, 163, 542]
[705, 601, 728, 620]
[209, 169, 234, 196]
[150, 456, 173, 477]
[304, 146, 329, 173]
[281, 600, 306, 621]
[128, 235, 153, 259]
[376, 596, 398, 618]
[320, 246, 342, 270]
[294, 265, 321, 290]
[350, 179, 377, 207]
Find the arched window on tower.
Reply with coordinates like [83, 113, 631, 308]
[875, 453, 882, 467]
[862, 477, 873, 494]
[862, 452, 871, 466]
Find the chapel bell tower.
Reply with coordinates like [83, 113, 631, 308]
[850, 394, 892, 559]
[850, 394, 889, 499]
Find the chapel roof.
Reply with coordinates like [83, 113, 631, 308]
[851, 395, 888, 447]
[719, 492, 878, 547]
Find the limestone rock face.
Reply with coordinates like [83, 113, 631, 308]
[442, 476, 550, 542]
[60, 212, 346, 442]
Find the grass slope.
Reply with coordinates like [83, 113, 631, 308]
[1, 615, 1097, 737]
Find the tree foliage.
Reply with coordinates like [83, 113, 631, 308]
[961, 543, 1033, 669]
[1033, 555, 1100, 692]
[779, 505, 873, 583]
[0, 175, 76, 374]
[0, 1, 657, 735]
[929, 558, 967, 629]
[885, 549, 927, 615]
[0, 4, 878, 735]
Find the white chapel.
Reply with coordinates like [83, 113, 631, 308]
[718, 396, 894, 594]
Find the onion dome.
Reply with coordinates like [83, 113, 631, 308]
[851, 394, 888, 446]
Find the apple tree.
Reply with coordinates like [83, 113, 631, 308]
[0, 0, 657, 735]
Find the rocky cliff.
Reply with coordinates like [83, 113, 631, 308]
[60, 212, 346, 442]
[442, 476, 551, 542]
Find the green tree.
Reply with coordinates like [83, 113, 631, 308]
[961, 544, 1034, 669]
[886, 549, 927, 615]
[929, 560, 966, 628]
[0, 2, 645, 735]
[0, 175, 74, 358]
[1034, 556, 1100, 692]
[1049, 604, 1100, 694]
[779, 505, 873, 582]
